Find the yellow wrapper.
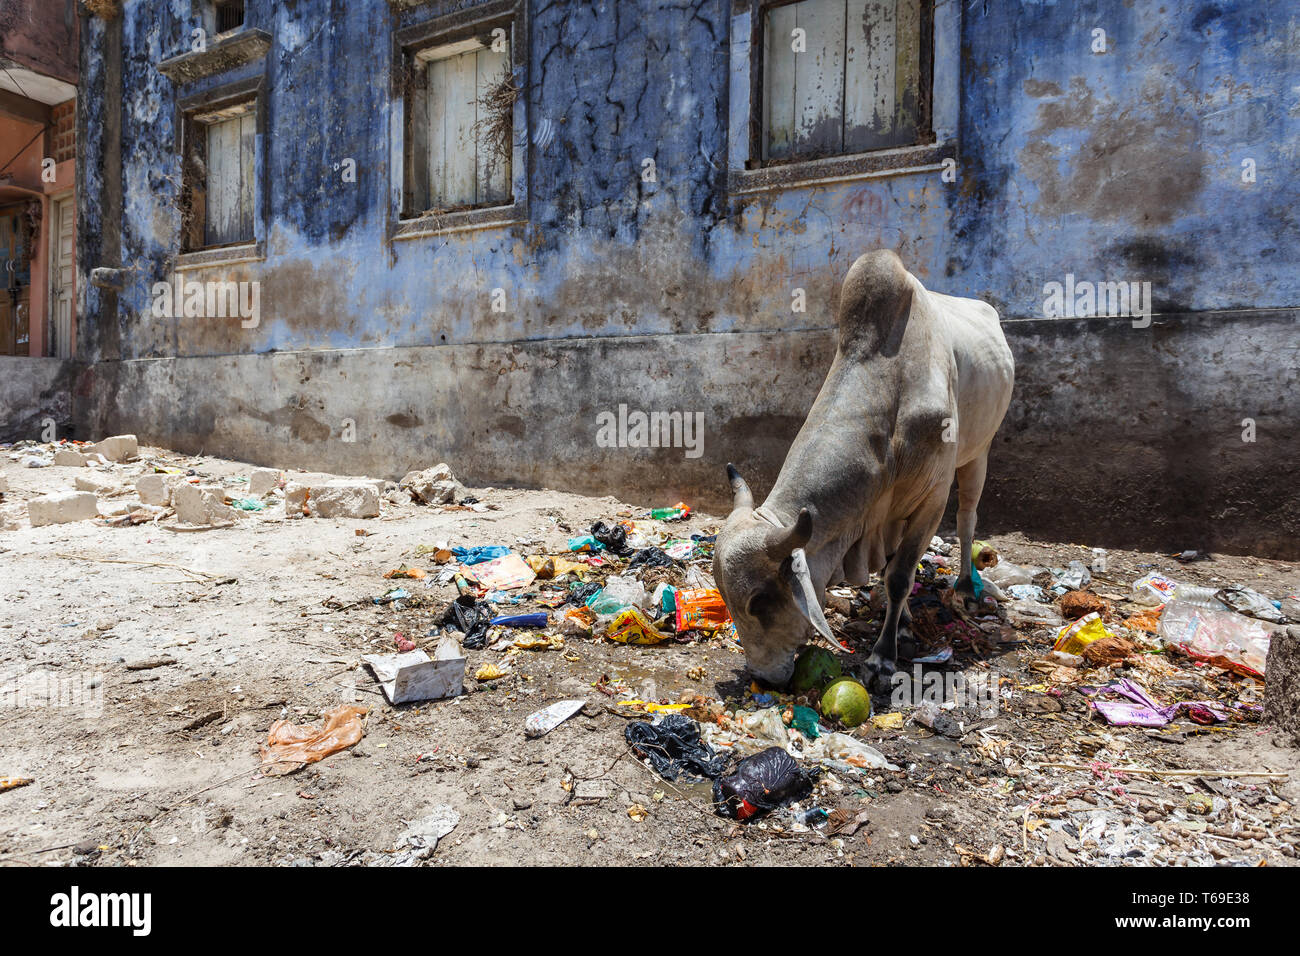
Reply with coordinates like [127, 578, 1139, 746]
[606, 607, 672, 645]
[1052, 612, 1111, 655]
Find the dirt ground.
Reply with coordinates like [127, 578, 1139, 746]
[1, 442, 1297, 867]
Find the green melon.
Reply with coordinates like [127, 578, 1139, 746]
[790, 647, 843, 694]
[820, 678, 872, 728]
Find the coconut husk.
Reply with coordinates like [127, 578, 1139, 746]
[1059, 590, 1112, 620]
[1081, 634, 1138, 667]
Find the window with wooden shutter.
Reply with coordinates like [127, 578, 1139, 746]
[762, 0, 932, 163]
[181, 98, 257, 250]
[404, 32, 513, 217]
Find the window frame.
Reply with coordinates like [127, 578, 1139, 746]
[751, 0, 935, 167]
[390, 0, 528, 241]
[175, 76, 266, 267]
[753, 0, 935, 166]
[728, 0, 956, 195]
[212, 0, 247, 36]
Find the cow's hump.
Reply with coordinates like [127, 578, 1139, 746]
[837, 249, 915, 356]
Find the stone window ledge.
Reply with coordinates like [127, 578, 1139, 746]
[158, 30, 271, 84]
[175, 241, 264, 272]
[393, 202, 525, 240]
[729, 142, 956, 196]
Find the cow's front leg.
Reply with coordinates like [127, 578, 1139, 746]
[879, 554, 912, 628]
[863, 561, 910, 688]
[865, 499, 946, 689]
[951, 450, 989, 615]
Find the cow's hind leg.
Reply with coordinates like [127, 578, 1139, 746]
[863, 496, 946, 689]
[952, 447, 990, 614]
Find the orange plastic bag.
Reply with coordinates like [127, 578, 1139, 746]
[260, 704, 369, 774]
[675, 588, 732, 633]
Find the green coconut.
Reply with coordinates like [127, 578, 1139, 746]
[820, 678, 872, 728]
[790, 647, 843, 695]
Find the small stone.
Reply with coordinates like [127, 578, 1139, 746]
[135, 473, 171, 506]
[174, 484, 237, 525]
[75, 473, 119, 494]
[400, 463, 467, 505]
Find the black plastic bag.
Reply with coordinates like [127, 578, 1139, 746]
[628, 547, 675, 569]
[625, 714, 731, 782]
[713, 747, 815, 821]
[590, 520, 631, 555]
[443, 594, 493, 649]
[566, 581, 603, 606]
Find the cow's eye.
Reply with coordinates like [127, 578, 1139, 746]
[746, 589, 777, 619]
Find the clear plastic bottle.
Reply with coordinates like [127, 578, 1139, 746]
[1169, 583, 1230, 611]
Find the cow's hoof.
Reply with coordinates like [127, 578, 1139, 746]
[862, 653, 897, 690]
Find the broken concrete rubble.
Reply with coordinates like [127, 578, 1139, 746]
[135, 473, 176, 506]
[28, 490, 100, 527]
[284, 480, 380, 519]
[52, 448, 88, 467]
[74, 473, 120, 494]
[400, 463, 467, 505]
[248, 468, 280, 497]
[173, 483, 238, 525]
[88, 435, 139, 462]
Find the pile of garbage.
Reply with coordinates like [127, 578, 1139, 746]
[981, 552, 1287, 727]
[356, 519, 1296, 834]
[369, 506, 729, 664]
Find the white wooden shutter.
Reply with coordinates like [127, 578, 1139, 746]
[424, 38, 511, 209]
[204, 107, 256, 246]
[765, 0, 925, 160]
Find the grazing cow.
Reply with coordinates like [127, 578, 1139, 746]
[713, 249, 1014, 687]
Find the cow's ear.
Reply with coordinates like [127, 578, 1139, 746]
[788, 548, 832, 640]
[790, 508, 813, 549]
[766, 507, 813, 558]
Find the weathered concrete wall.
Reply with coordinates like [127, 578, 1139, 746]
[76, 305, 1299, 558]
[0, 0, 79, 85]
[74, 0, 1300, 557]
[0, 357, 75, 443]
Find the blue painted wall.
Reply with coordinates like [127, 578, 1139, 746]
[72, 0, 1300, 556]
[77, 0, 1299, 358]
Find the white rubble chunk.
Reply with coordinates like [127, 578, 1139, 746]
[135, 473, 172, 506]
[283, 480, 380, 519]
[399, 462, 467, 505]
[28, 491, 101, 527]
[88, 434, 139, 462]
[173, 483, 238, 525]
[53, 448, 88, 467]
[74, 473, 120, 494]
[248, 468, 280, 497]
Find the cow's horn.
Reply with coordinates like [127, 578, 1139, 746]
[726, 462, 753, 512]
[789, 547, 832, 641]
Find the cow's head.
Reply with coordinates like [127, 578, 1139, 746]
[713, 463, 833, 687]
